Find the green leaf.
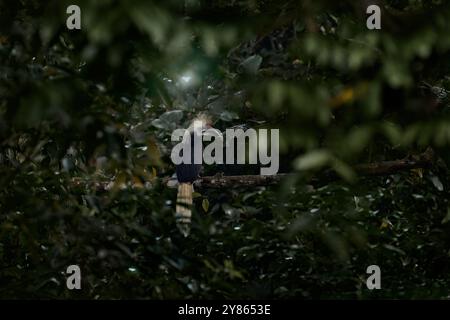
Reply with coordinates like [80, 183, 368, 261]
[294, 150, 331, 171]
[442, 207, 450, 224]
[240, 54, 263, 75]
[332, 158, 356, 182]
[429, 175, 444, 191]
[202, 198, 209, 212]
[159, 110, 183, 123]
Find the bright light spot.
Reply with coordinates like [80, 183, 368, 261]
[128, 267, 137, 272]
[178, 70, 198, 88]
[181, 75, 192, 83]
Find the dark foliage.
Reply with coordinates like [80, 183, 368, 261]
[1, 0, 450, 299]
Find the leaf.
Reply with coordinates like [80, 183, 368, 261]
[412, 168, 423, 178]
[294, 150, 331, 171]
[332, 158, 356, 182]
[441, 207, 450, 224]
[148, 138, 163, 167]
[159, 110, 183, 123]
[383, 244, 406, 256]
[152, 110, 183, 130]
[330, 87, 355, 108]
[132, 176, 144, 188]
[224, 259, 244, 279]
[429, 175, 443, 191]
[240, 54, 263, 74]
[219, 110, 238, 121]
[151, 119, 167, 129]
[380, 218, 393, 230]
[202, 198, 209, 212]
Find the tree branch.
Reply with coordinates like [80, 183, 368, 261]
[74, 149, 436, 191]
[191, 148, 435, 188]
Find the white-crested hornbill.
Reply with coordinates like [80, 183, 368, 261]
[175, 115, 213, 236]
[173, 117, 276, 236]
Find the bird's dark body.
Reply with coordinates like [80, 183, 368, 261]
[176, 163, 202, 183]
[176, 131, 202, 183]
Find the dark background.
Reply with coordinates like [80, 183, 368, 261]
[1, 0, 450, 299]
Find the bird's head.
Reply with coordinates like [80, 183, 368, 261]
[189, 113, 213, 131]
[187, 113, 215, 137]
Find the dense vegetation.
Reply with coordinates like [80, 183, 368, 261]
[1, 0, 450, 299]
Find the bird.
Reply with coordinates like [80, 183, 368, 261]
[173, 116, 269, 235]
[175, 114, 213, 236]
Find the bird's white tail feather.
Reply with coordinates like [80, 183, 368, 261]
[176, 183, 193, 236]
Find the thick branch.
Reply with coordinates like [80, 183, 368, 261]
[194, 173, 288, 189]
[192, 148, 435, 188]
[74, 149, 435, 191]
